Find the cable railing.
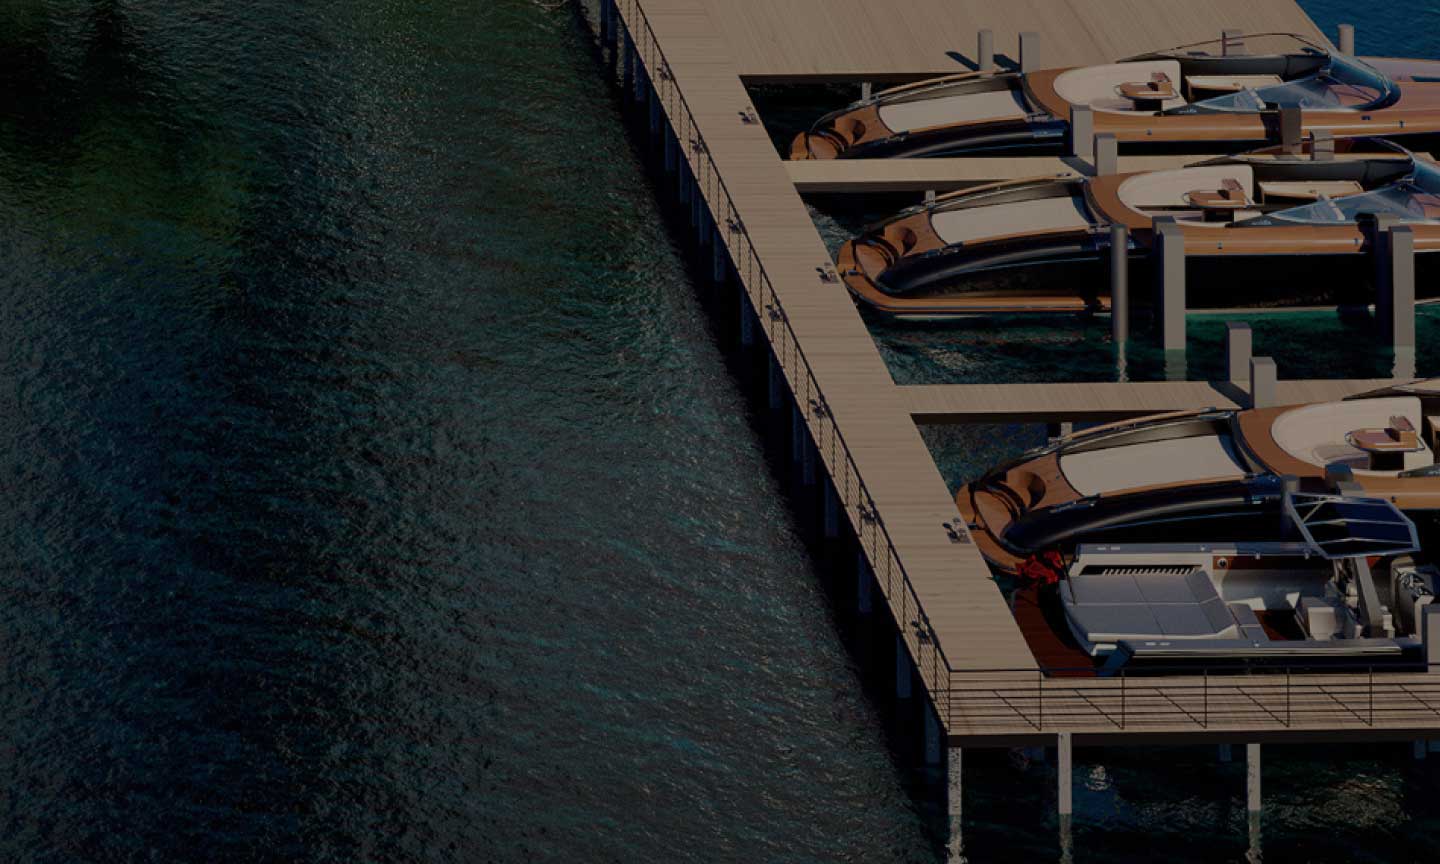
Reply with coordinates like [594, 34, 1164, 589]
[946, 662, 1440, 732]
[610, 0, 955, 724]
[606, 0, 1440, 740]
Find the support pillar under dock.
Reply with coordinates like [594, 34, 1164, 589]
[924, 703, 942, 767]
[1378, 225, 1416, 350]
[622, 32, 635, 96]
[1057, 732, 1073, 816]
[768, 353, 784, 411]
[1226, 321, 1252, 385]
[823, 477, 840, 538]
[1110, 224, 1129, 344]
[739, 289, 755, 347]
[1250, 357, 1277, 409]
[946, 747, 963, 861]
[1153, 218, 1186, 352]
[1246, 743, 1261, 813]
[857, 552, 873, 615]
[895, 635, 912, 699]
[711, 230, 727, 284]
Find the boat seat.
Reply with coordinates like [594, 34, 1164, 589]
[1061, 568, 1239, 651]
[1228, 603, 1271, 642]
[1185, 74, 1284, 97]
[1119, 165, 1255, 212]
[1272, 395, 1433, 474]
[1258, 180, 1365, 202]
[1054, 60, 1187, 114]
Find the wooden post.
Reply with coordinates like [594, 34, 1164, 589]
[1310, 129, 1334, 161]
[978, 29, 994, 73]
[1222, 29, 1246, 56]
[1250, 357, 1277, 409]
[1153, 218, 1186, 351]
[1069, 105, 1094, 162]
[1379, 225, 1417, 350]
[802, 429, 817, 486]
[1226, 321, 1252, 384]
[1094, 132, 1117, 176]
[1338, 23, 1356, 55]
[861, 81, 873, 100]
[1020, 31, 1041, 73]
[1110, 224, 1129, 343]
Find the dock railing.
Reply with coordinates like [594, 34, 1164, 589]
[614, 0, 956, 725]
[946, 663, 1440, 734]
[611, 0, 1440, 740]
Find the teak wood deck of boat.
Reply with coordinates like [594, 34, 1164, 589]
[603, 0, 1440, 763]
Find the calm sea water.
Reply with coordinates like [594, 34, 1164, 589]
[0, 1, 1437, 862]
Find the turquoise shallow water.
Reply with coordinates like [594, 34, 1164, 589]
[0, 0, 1438, 862]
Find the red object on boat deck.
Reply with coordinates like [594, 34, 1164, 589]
[1017, 550, 1065, 585]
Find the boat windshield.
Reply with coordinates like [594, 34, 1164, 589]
[1185, 52, 1397, 113]
[1268, 158, 1440, 224]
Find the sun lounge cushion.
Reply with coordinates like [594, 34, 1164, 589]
[1062, 569, 1239, 646]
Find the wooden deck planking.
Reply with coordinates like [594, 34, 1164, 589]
[620, 0, 1440, 740]
[694, 0, 1326, 80]
[903, 379, 1397, 423]
[628, 0, 1035, 675]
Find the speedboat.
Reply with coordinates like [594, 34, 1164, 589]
[838, 139, 1440, 316]
[956, 380, 1440, 575]
[1059, 521, 1439, 673]
[791, 34, 1440, 160]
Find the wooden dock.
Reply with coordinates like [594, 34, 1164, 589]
[604, 0, 1440, 754]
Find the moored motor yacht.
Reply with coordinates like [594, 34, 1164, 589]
[956, 380, 1440, 575]
[1059, 510, 1440, 673]
[791, 34, 1440, 160]
[838, 139, 1440, 316]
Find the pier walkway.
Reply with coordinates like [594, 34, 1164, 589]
[610, 0, 1440, 752]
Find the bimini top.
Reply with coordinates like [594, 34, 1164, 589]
[1131, 34, 1401, 115]
[1283, 493, 1420, 560]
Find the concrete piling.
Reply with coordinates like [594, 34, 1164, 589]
[1058, 732, 1073, 816]
[1110, 224, 1129, 343]
[1246, 743, 1261, 813]
[1153, 218, 1186, 352]
[1378, 225, 1417, 350]
[1310, 128, 1334, 161]
[1222, 28, 1245, 55]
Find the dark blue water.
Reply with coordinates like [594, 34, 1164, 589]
[0, 1, 1437, 862]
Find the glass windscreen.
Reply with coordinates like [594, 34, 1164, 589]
[1268, 158, 1440, 224]
[1187, 53, 1397, 113]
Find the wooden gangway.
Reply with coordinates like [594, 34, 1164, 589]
[608, 0, 1440, 747]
